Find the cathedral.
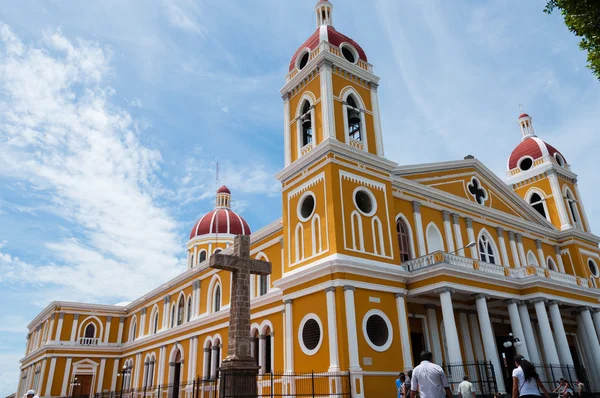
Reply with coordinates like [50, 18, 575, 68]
[16, 1, 600, 398]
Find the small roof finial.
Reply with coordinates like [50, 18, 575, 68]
[518, 103, 523, 114]
[315, 0, 333, 27]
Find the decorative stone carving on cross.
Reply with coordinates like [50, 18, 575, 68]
[210, 234, 272, 397]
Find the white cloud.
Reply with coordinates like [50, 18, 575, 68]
[221, 107, 229, 113]
[129, 97, 143, 108]
[0, 352, 20, 397]
[0, 25, 183, 303]
[0, 240, 6, 249]
[161, 0, 206, 36]
[0, 315, 28, 334]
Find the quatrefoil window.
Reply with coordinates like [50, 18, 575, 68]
[467, 177, 488, 205]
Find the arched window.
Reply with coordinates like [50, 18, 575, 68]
[565, 189, 580, 225]
[214, 249, 222, 255]
[264, 327, 273, 374]
[259, 275, 268, 296]
[190, 254, 194, 268]
[396, 218, 412, 262]
[177, 296, 184, 326]
[84, 323, 95, 339]
[170, 305, 176, 328]
[153, 312, 159, 334]
[300, 100, 313, 148]
[346, 95, 362, 142]
[527, 251, 539, 266]
[426, 223, 444, 254]
[199, 250, 207, 263]
[187, 297, 192, 322]
[529, 193, 547, 219]
[131, 319, 137, 342]
[478, 233, 497, 264]
[214, 285, 221, 312]
[547, 257, 557, 271]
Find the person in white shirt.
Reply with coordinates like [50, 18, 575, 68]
[411, 351, 452, 398]
[512, 355, 550, 398]
[457, 376, 476, 398]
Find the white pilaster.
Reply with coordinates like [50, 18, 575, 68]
[70, 314, 79, 342]
[190, 337, 198, 381]
[465, 218, 477, 259]
[325, 287, 340, 371]
[283, 94, 291, 166]
[162, 297, 170, 330]
[506, 300, 529, 358]
[536, 240, 546, 268]
[548, 302, 574, 368]
[554, 246, 565, 273]
[96, 359, 106, 393]
[532, 300, 560, 365]
[396, 294, 413, 370]
[47, 316, 55, 343]
[518, 303, 541, 365]
[44, 357, 57, 397]
[442, 211, 455, 254]
[133, 353, 142, 388]
[203, 347, 210, 380]
[60, 357, 72, 397]
[580, 308, 600, 377]
[55, 313, 64, 342]
[508, 232, 522, 267]
[319, 61, 335, 141]
[117, 317, 125, 344]
[104, 316, 112, 344]
[425, 305, 443, 364]
[451, 214, 465, 257]
[475, 295, 506, 393]
[370, 84, 384, 156]
[516, 234, 527, 265]
[211, 345, 220, 379]
[412, 202, 426, 257]
[497, 228, 510, 267]
[194, 281, 201, 318]
[158, 346, 166, 386]
[438, 289, 462, 364]
[258, 335, 266, 375]
[458, 312, 475, 365]
[139, 309, 146, 338]
[284, 299, 295, 373]
[468, 312, 484, 362]
[343, 286, 364, 398]
[548, 173, 571, 230]
[110, 359, 119, 392]
[38, 359, 47, 396]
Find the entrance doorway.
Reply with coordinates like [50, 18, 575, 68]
[71, 374, 93, 398]
[495, 335, 516, 393]
[409, 317, 427, 366]
[172, 351, 182, 398]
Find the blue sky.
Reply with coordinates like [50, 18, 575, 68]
[1, 0, 599, 395]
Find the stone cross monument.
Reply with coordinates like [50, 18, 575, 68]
[210, 234, 272, 397]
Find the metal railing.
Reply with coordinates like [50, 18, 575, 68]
[441, 362, 498, 397]
[78, 337, 99, 346]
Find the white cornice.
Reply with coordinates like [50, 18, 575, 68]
[506, 161, 578, 186]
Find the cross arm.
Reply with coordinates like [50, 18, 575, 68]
[210, 254, 272, 276]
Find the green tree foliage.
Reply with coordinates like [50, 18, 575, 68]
[545, 0, 600, 80]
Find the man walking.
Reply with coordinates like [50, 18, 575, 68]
[411, 351, 452, 398]
[458, 375, 476, 398]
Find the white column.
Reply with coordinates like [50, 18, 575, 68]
[162, 297, 170, 330]
[554, 246, 565, 273]
[117, 317, 125, 344]
[370, 84, 384, 156]
[44, 357, 57, 397]
[577, 313, 600, 390]
[319, 61, 335, 141]
[518, 303, 541, 365]
[140, 309, 146, 338]
[468, 312, 484, 362]
[438, 289, 462, 364]
[38, 359, 47, 396]
[532, 299, 560, 365]
[343, 286, 364, 398]
[211, 344, 220, 379]
[593, 310, 600, 342]
[104, 316, 112, 344]
[458, 311, 476, 383]
[425, 305, 443, 364]
[70, 314, 79, 342]
[284, 299, 295, 372]
[60, 357, 72, 397]
[442, 211, 455, 254]
[325, 287, 340, 371]
[475, 295, 506, 393]
[536, 240, 546, 268]
[47, 316, 55, 342]
[452, 214, 465, 257]
[497, 228, 510, 267]
[548, 302, 574, 368]
[202, 346, 210, 380]
[194, 281, 201, 317]
[508, 232, 522, 267]
[396, 294, 413, 370]
[412, 202, 426, 257]
[258, 335, 266, 374]
[580, 308, 600, 377]
[548, 173, 571, 230]
[158, 346, 167, 386]
[516, 234, 527, 266]
[96, 359, 106, 393]
[465, 218, 477, 259]
[506, 300, 529, 358]
[283, 94, 291, 166]
[110, 359, 119, 392]
[133, 353, 142, 388]
[190, 337, 198, 381]
[193, 246, 198, 267]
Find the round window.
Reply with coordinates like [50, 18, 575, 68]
[298, 192, 316, 221]
[519, 157, 533, 171]
[298, 314, 323, 355]
[588, 260, 599, 278]
[298, 51, 309, 70]
[362, 310, 393, 352]
[354, 188, 376, 216]
[341, 45, 356, 63]
[555, 153, 565, 167]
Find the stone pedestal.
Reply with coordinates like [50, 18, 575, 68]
[219, 359, 260, 398]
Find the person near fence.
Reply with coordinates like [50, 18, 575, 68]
[402, 370, 413, 398]
[457, 375, 476, 398]
[575, 379, 584, 396]
[397, 372, 406, 398]
[553, 378, 574, 398]
[511, 355, 550, 398]
[411, 350, 452, 398]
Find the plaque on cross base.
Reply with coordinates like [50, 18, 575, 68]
[210, 234, 272, 398]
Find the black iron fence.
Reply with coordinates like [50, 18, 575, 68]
[93, 372, 351, 398]
[441, 361, 498, 397]
[529, 363, 590, 393]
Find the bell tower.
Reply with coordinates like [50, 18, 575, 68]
[506, 111, 591, 232]
[281, 0, 385, 167]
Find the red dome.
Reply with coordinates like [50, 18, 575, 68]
[508, 137, 565, 170]
[289, 26, 368, 72]
[189, 208, 251, 240]
[217, 185, 231, 194]
[518, 113, 530, 119]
